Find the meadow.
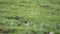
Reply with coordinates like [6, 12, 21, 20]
[0, 0, 60, 34]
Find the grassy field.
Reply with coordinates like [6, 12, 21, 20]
[0, 0, 60, 34]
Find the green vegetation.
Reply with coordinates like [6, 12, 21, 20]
[0, 0, 60, 34]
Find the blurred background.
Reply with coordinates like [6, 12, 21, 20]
[0, 0, 60, 34]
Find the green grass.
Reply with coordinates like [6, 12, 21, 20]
[0, 0, 60, 34]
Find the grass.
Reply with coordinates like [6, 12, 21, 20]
[0, 0, 60, 34]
